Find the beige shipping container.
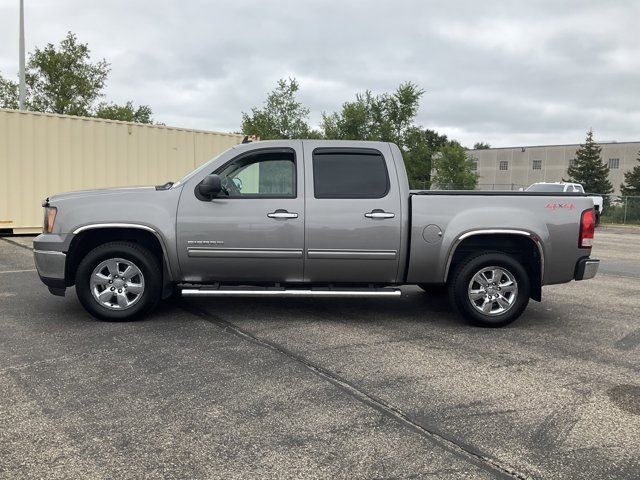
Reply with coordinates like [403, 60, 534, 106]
[0, 108, 244, 233]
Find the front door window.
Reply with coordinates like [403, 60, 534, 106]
[217, 151, 296, 198]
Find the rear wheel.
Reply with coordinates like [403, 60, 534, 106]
[75, 241, 161, 321]
[449, 252, 530, 327]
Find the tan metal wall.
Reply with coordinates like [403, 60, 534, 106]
[0, 108, 243, 232]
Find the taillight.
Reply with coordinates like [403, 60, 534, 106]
[579, 208, 595, 248]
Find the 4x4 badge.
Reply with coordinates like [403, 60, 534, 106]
[546, 202, 575, 210]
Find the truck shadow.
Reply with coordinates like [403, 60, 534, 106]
[155, 286, 558, 332]
[160, 287, 470, 329]
[43, 285, 555, 330]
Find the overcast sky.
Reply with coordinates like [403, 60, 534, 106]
[1, 0, 639, 147]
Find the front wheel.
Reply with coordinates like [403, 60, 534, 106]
[449, 252, 530, 327]
[75, 241, 162, 321]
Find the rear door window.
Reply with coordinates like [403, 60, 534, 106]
[312, 149, 389, 199]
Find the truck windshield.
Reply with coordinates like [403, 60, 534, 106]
[171, 151, 226, 188]
[526, 184, 566, 192]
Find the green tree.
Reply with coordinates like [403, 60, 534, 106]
[0, 72, 18, 109]
[0, 32, 153, 123]
[94, 101, 154, 124]
[241, 78, 316, 139]
[431, 141, 479, 190]
[565, 129, 613, 195]
[473, 141, 491, 149]
[621, 150, 640, 196]
[25, 32, 109, 116]
[321, 90, 377, 140]
[403, 127, 448, 189]
[320, 82, 423, 146]
[321, 82, 437, 188]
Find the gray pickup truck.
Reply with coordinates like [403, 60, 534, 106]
[33, 140, 599, 327]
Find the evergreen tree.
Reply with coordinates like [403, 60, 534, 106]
[565, 129, 613, 195]
[620, 150, 640, 197]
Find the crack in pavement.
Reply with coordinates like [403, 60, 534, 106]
[0, 269, 36, 274]
[180, 302, 530, 480]
[0, 237, 34, 251]
[615, 329, 640, 351]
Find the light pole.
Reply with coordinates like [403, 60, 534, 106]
[18, 0, 26, 110]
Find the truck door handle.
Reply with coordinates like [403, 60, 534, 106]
[364, 209, 395, 219]
[267, 209, 298, 219]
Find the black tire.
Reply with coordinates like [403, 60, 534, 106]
[448, 252, 530, 328]
[75, 241, 162, 321]
[595, 211, 601, 227]
[417, 284, 448, 295]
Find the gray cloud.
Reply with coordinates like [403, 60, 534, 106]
[1, 0, 638, 147]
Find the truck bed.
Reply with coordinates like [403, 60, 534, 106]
[406, 191, 594, 286]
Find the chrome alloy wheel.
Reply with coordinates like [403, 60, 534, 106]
[467, 266, 518, 316]
[90, 258, 145, 310]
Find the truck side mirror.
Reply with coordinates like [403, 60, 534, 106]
[197, 174, 222, 199]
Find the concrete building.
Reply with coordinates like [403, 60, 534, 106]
[469, 141, 640, 194]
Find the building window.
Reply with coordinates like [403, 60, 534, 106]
[569, 158, 577, 168]
[499, 160, 508, 171]
[608, 158, 620, 169]
[532, 160, 542, 170]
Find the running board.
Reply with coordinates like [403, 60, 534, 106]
[180, 287, 402, 298]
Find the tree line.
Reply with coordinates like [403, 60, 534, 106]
[240, 78, 478, 189]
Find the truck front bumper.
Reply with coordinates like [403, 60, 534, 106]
[575, 257, 600, 281]
[33, 234, 68, 296]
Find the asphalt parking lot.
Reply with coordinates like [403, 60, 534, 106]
[1, 228, 639, 479]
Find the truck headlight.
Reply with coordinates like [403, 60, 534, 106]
[43, 206, 57, 233]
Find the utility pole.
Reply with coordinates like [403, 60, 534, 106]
[18, 0, 26, 110]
